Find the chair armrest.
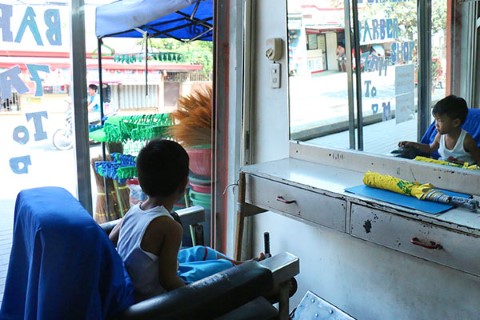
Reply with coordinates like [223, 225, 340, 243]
[114, 261, 274, 320]
[99, 206, 205, 236]
[175, 205, 205, 226]
[259, 252, 299, 286]
[113, 253, 300, 320]
[100, 218, 121, 235]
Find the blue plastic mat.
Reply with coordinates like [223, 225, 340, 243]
[345, 185, 471, 215]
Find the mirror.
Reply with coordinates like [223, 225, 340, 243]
[287, 0, 448, 156]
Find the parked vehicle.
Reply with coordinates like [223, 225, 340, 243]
[52, 101, 74, 151]
[52, 100, 104, 150]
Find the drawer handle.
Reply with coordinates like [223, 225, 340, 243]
[276, 195, 296, 204]
[410, 237, 443, 250]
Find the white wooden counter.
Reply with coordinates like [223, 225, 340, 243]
[235, 144, 480, 280]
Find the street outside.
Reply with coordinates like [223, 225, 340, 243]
[289, 66, 446, 133]
[0, 110, 102, 204]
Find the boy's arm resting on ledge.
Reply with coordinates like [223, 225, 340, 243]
[399, 134, 440, 156]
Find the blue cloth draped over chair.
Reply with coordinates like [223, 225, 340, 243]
[421, 108, 480, 159]
[0, 187, 134, 320]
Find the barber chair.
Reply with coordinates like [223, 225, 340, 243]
[0, 187, 299, 320]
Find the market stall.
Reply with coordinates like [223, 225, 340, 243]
[92, 0, 214, 229]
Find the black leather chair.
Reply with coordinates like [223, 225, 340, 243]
[101, 210, 299, 320]
[112, 253, 299, 320]
[0, 187, 299, 320]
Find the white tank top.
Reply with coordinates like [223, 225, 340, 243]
[117, 203, 173, 301]
[439, 129, 473, 163]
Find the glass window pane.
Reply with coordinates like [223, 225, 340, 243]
[288, 1, 350, 147]
[358, 1, 419, 155]
[431, 0, 447, 101]
[0, 4, 86, 294]
[0, 3, 78, 205]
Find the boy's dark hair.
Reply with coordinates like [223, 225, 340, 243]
[89, 84, 98, 92]
[136, 139, 189, 197]
[432, 95, 468, 124]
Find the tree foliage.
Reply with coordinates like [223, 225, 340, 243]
[358, 1, 446, 38]
[149, 39, 213, 76]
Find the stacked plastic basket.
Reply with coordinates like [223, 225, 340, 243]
[187, 145, 212, 210]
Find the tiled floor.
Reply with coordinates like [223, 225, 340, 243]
[0, 199, 15, 306]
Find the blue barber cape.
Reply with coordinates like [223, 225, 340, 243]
[0, 187, 134, 320]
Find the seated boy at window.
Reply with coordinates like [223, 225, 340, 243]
[399, 95, 480, 165]
[109, 139, 263, 302]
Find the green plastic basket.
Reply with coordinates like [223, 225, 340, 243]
[189, 189, 211, 209]
[119, 114, 174, 141]
[88, 127, 107, 142]
[94, 114, 174, 143]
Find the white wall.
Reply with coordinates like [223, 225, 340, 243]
[251, 0, 290, 163]
[252, 212, 479, 320]
[223, 0, 289, 257]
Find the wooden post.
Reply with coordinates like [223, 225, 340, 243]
[234, 171, 246, 261]
[112, 180, 124, 217]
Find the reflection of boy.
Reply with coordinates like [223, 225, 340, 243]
[109, 139, 264, 302]
[336, 42, 346, 72]
[399, 95, 480, 165]
[87, 84, 101, 123]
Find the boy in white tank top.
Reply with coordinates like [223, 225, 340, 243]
[109, 139, 263, 301]
[399, 95, 480, 165]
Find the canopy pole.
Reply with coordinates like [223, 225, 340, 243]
[145, 33, 149, 96]
[190, 0, 200, 19]
[98, 39, 106, 126]
[97, 38, 111, 220]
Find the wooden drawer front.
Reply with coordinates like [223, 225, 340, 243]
[246, 175, 346, 232]
[350, 204, 480, 276]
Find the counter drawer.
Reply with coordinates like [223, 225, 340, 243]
[245, 175, 347, 232]
[350, 204, 480, 276]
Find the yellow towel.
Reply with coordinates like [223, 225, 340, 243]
[414, 156, 479, 170]
[363, 171, 478, 211]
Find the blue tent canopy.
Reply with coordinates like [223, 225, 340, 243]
[93, 0, 213, 113]
[95, 0, 213, 42]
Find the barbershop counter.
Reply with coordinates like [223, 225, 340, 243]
[239, 157, 480, 277]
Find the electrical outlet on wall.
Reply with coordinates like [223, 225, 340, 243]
[271, 63, 281, 89]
